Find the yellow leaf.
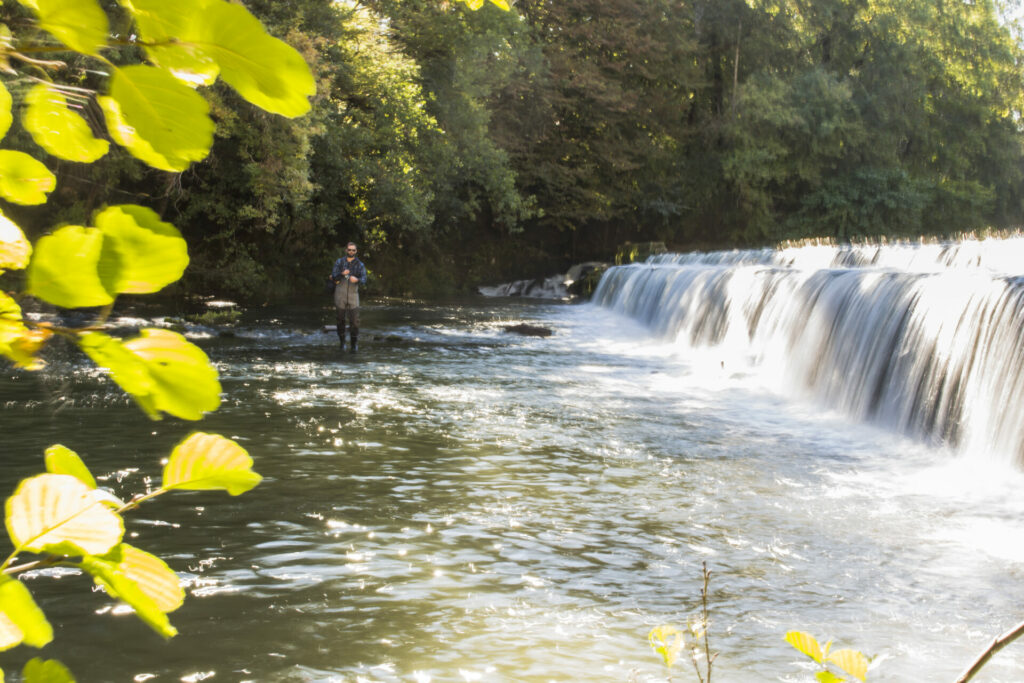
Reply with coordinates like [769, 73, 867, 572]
[0, 576, 52, 650]
[23, 83, 109, 163]
[16, 0, 109, 55]
[44, 445, 97, 489]
[0, 211, 31, 271]
[0, 80, 11, 140]
[785, 630, 824, 663]
[5, 473, 124, 556]
[22, 657, 75, 683]
[827, 648, 868, 681]
[26, 225, 114, 309]
[0, 150, 55, 206]
[163, 432, 261, 496]
[648, 624, 684, 669]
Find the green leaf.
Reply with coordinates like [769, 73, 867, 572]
[94, 205, 188, 294]
[648, 624, 684, 669]
[0, 150, 55, 205]
[44, 445, 96, 489]
[78, 329, 220, 420]
[117, 0, 222, 87]
[23, 83, 109, 163]
[200, 0, 315, 117]
[827, 649, 868, 682]
[16, 0, 109, 55]
[120, 0, 315, 117]
[80, 543, 182, 639]
[98, 65, 213, 172]
[26, 225, 114, 308]
[0, 210, 31, 271]
[163, 432, 261, 495]
[488, 0, 511, 9]
[815, 672, 844, 683]
[6, 473, 124, 556]
[0, 80, 12, 140]
[785, 630, 824, 663]
[22, 657, 75, 683]
[0, 576, 52, 650]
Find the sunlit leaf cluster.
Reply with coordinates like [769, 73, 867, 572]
[785, 630, 870, 682]
[0, 435, 261, 679]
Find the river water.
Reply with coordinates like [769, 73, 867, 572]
[3, 241, 1024, 682]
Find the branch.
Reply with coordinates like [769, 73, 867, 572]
[956, 619, 1024, 683]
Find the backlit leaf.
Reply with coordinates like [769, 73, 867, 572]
[22, 658, 74, 683]
[26, 225, 113, 308]
[0, 295, 50, 369]
[44, 445, 96, 489]
[95, 205, 188, 294]
[827, 649, 868, 681]
[23, 83, 109, 163]
[0, 211, 31, 271]
[98, 65, 213, 172]
[648, 624, 684, 669]
[489, 0, 511, 9]
[117, 0, 219, 86]
[163, 432, 261, 495]
[785, 630, 824, 663]
[16, 0, 109, 55]
[200, 0, 315, 117]
[0, 150, 55, 205]
[120, 0, 314, 116]
[815, 672, 844, 683]
[78, 329, 220, 420]
[0, 576, 52, 650]
[5, 473, 124, 556]
[0, 80, 11, 140]
[80, 543, 182, 638]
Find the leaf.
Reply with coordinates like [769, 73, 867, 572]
[648, 624, 684, 669]
[117, 0, 224, 87]
[22, 657, 75, 683]
[26, 225, 114, 308]
[23, 83, 109, 163]
[44, 445, 96, 489]
[827, 649, 868, 682]
[163, 432, 261, 495]
[0, 294, 50, 370]
[0, 80, 11, 140]
[80, 543, 182, 639]
[16, 0, 109, 55]
[120, 0, 315, 116]
[0, 576, 52, 650]
[785, 630, 824, 663]
[0, 150, 55, 205]
[94, 205, 188, 294]
[0, 211, 31, 271]
[98, 65, 213, 172]
[5, 473, 124, 556]
[78, 329, 220, 420]
[489, 0, 512, 9]
[815, 672, 844, 683]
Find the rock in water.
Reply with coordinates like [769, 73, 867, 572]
[503, 324, 553, 337]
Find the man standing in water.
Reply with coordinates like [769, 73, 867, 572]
[330, 242, 367, 352]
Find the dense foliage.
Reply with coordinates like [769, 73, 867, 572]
[7, 0, 1024, 298]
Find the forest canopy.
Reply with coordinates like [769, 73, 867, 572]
[4, 0, 1024, 298]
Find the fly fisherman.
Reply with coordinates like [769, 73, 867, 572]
[330, 242, 367, 352]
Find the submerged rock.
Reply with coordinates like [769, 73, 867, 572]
[503, 323, 554, 337]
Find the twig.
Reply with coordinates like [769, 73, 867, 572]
[955, 618, 1024, 683]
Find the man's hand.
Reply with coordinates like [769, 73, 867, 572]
[349, 276, 359, 283]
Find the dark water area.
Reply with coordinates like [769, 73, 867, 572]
[1, 294, 1023, 681]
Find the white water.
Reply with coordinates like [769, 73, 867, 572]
[596, 236, 1024, 468]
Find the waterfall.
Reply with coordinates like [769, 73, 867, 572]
[593, 236, 1024, 464]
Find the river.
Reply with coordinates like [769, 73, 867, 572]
[2, 239, 1024, 682]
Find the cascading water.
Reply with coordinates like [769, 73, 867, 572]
[593, 236, 1024, 466]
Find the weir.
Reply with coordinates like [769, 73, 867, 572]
[593, 236, 1024, 465]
